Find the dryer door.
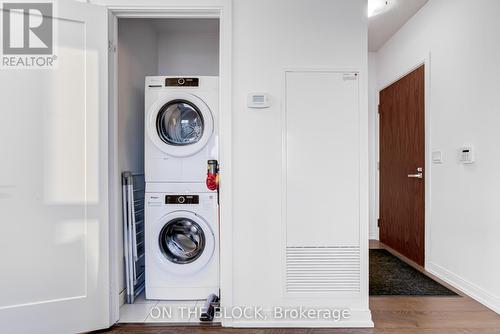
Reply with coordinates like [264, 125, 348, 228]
[147, 93, 214, 157]
[154, 211, 215, 275]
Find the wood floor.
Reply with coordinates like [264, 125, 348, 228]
[105, 241, 500, 334]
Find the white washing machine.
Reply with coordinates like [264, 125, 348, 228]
[145, 184, 219, 300]
[145, 76, 218, 184]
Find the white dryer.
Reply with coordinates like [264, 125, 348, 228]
[145, 184, 219, 300]
[145, 76, 218, 184]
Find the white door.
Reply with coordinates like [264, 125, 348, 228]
[285, 71, 360, 247]
[0, 1, 109, 333]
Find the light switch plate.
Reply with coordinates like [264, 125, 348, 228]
[432, 151, 443, 164]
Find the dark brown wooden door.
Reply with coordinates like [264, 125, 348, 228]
[379, 65, 425, 266]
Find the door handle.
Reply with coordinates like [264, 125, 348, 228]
[408, 173, 423, 179]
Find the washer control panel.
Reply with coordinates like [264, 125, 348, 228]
[165, 195, 199, 205]
[165, 77, 199, 87]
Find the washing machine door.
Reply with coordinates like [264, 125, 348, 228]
[147, 93, 214, 157]
[154, 211, 215, 275]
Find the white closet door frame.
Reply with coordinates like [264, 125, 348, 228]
[101, 0, 233, 326]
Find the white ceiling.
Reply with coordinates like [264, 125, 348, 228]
[369, 0, 429, 52]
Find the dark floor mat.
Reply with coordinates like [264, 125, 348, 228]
[369, 249, 458, 296]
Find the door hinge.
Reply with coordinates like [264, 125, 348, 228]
[108, 40, 116, 53]
[377, 218, 380, 227]
[378, 105, 381, 114]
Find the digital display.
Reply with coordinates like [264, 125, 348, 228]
[165, 77, 199, 87]
[165, 195, 199, 204]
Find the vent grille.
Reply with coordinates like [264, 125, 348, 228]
[285, 247, 360, 294]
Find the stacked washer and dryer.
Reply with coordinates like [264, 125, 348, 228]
[144, 76, 219, 300]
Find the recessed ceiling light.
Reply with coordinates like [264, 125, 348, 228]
[368, 0, 389, 17]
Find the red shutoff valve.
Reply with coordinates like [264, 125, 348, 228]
[206, 160, 219, 191]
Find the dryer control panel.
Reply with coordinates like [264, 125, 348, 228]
[165, 195, 199, 205]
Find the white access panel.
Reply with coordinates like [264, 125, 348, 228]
[285, 71, 360, 247]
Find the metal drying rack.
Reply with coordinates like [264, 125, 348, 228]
[122, 172, 145, 304]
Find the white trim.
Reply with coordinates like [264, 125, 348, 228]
[376, 53, 432, 268]
[378, 55, 429, 91]
[369, 53, 380, 241]
[105, 1, 232, 327]
[110, 9, 220, 18]
[231, 309, 373, 328]
[427, 262, 500, 314]
[231, 320, 375, 328]
[108, 12, 120, 326]
[283, 67, 362, 73]
[217, 0, 234, 327]
[281, 70, 288, 301]
[423, 55, 432, 269]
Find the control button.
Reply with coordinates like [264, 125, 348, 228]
[177, 196, 185, 204]
[178, 78, 185, 85]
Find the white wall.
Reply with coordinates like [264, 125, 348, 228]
[231, 0, 371, 326]
[376, 0, 500, 313]
[368, 52, 379, 240]
[156, 19, 219, 76]
[116, 18, 158, 296]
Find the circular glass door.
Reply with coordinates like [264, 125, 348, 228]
[156, 100, 204, 146]
[159, 217, 206, 264]
[147, 93, 214, 157]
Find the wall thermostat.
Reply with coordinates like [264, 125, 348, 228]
[459, 146, 475, 164]
[247, 93, 270, 109]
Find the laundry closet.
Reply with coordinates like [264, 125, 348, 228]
[113, 17, 221, 323]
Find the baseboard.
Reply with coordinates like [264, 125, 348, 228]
[427, 261, 500, 314]
[369, 227, 379, 240]
[230, 320, 374, 328]
[228, 309, 373, 328]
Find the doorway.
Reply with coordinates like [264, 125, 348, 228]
[370, 64, 457, 297]
[107, 3, 233, 326]
[378, 65, 425, 266]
